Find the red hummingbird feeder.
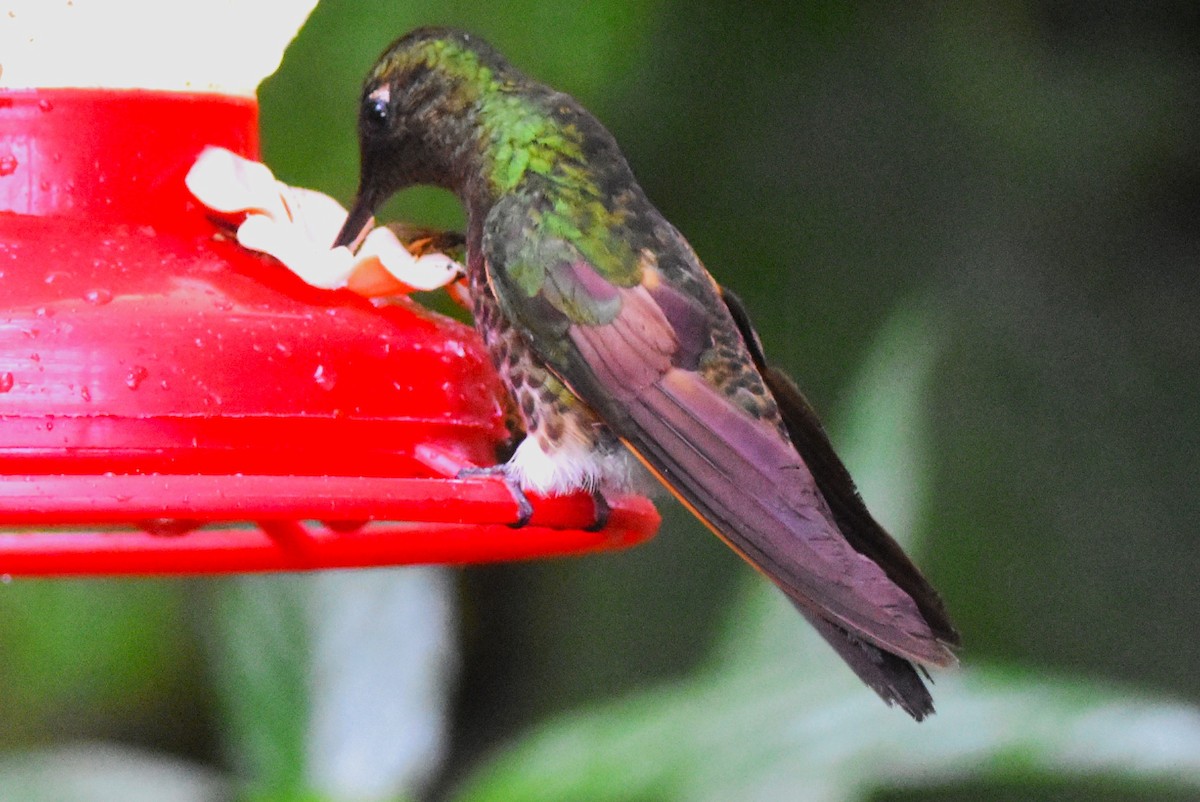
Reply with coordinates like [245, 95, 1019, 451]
[0, 88, 658, 576]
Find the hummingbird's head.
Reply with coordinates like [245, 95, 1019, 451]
[334, 27, 515, 248]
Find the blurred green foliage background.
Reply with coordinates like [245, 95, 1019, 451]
[2, 1, 1200, 800]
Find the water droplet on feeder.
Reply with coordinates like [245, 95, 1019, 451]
[139, 519, 200, 537]
[0, 372, 13, 393]
[0, 155, 17, 176]
[313, 364, 337, 391]
[125, 365, 148, 390]
[84, 288, 113, 306]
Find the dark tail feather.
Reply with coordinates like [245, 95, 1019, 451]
[792, 599, 935, 720]
[720, 285, 954, 720]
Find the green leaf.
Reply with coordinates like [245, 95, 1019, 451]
[210, 575, 313, 797]
[0, 578, 188, 744]
[455, 647, 1200, 802]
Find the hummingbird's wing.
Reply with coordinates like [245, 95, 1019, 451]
[720, 287, 958, 718]
[482, 191, 956, 714]
[719, 288, 958, 645]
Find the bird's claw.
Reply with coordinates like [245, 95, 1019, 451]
[585, 489, 611, 532]
[456, 465, 534, 528]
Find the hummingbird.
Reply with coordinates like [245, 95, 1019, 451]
[334, 27, 959, 719]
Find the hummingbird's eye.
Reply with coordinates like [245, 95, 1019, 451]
[363, 87, 391, 131]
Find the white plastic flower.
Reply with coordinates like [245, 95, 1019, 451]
[185, 146, 463, 297]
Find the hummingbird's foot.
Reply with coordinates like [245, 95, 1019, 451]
[585, 489, 611, 532]
[456, 465, 534, 528]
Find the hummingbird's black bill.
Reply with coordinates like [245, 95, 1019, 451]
[333, 191, 380, 250]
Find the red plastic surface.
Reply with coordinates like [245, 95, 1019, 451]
[0, 89, 659, 576]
